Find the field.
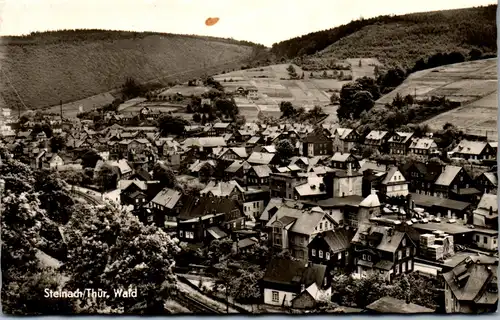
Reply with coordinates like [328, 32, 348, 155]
[213, 60, 377, 121]
[42, 92, 117, 118]
[0, 31, 256, 111]
[377, 58, 497, 140]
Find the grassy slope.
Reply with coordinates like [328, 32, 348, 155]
[0, 31, 257, 110]
[271, 5, 496, 67]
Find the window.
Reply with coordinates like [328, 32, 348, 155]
[484, 236, 488, 244]
[398, 251, 402, 260]
[402, 238, 406, 246]
[319, 223, 323, 230]
[233, 222, 237, 229]
[396, 264, 400, 275]
[319, 250, 323, 258]
[345, 251, 349, 257]
[402, 262, 406, 273]
[272, 291, 279, 302]
[312, 249, 316, 256]
[337, 252, 342, 260]
[180, 230, 184, 237]
[367, 255, 371, 262]
[362, 254, 366, 260]
[209, 218, 213, 224]
[326, 252, 331, 260]
[406, 248, 410, 257]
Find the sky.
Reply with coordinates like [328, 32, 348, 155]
[0, 0, 496, 47]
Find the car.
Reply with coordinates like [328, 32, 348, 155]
[434, 218, 441, 223]
[448, 219, 456, 224]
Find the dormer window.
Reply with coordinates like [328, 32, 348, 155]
[319, 250, 323, 258]
[402, 238, 406, 247]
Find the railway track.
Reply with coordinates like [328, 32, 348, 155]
[175, 291, 222, 314]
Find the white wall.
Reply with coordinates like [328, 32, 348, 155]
[264, 288, 296, 307]
[104, 189, 121, 205]
[243, 200, 265, 219]
[474, 232, 498, 251]
[414, 262, 441, 277]
[387, 184, 409, 197]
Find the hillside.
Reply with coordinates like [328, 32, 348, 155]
[0, 30, 262, 110]
[271, 5, 496, 67]
[377, 58, 498, 140]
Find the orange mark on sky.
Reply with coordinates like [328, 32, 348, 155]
[205, 17, 219, 26]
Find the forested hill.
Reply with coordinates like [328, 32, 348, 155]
[0, 30, 264, 110]
[270, 5, 497, 67]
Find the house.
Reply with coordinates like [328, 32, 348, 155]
[188, 160, 217, 177]
[308, 228, 355, 273]
[200, 180, 244, 203]
[472, 193, 497, 230]
[388, 132, 414, 155]
[364, 130, 389, 150]
[176, 196, 244, 244]
[291, 282, 332, 310]
[247, 165, 273, 186]
[362, 169, 387, 198]
[475, 171, 497, 194]
[351, 224, 416, 281]
[410, 193, 471, 222]
[366, 296, 435, 314]
[322, 164, 363, 198]
[408, 138, 439, 159]
[241, 186, 270, 220]
[302, 128, 333, 157]
[48, 154, 64, 169]
[379, 166, 409, 198]
[289, 157, 309, 170]
[262, 258, 328, 307]
[442, 256, 498, 313]
[247, 152, 279, 166]
[294, 176, 328, 202]
[266, 206, 338, 261]
[147, 188, 183, 226]
[451, 140, 496, 161]
[434, 165, 478, 201]
[213, 122, 231, 135]
[330, 152, 359, 170]
[332, 128, 359, 153]
[217, 147, 248, 162]
[120, 180, 149, 209]
[472, 229, 498, 252]
[401, 161, 443, 196]
[224, 160, 252, 183]
[269, 172, 308, 199]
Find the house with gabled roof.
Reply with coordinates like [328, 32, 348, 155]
[262, 258, 329, 307]
[401, 161, 443, 196]
[330, 152, 359, 170]
[247, 152, 279, 166]
[472, 193, 497, 230]
[302, 128, 333, 157]
[200, 180, 245, 203]
[266, 206, 338, 261]
[409, 138, 439, 159]
[294, 176, 328, 202]
[434, 165, 478, 201]
[379, 166, 409, 198]
[475, 171, 497, 195]
[451, 140, 496, 161]
[224, 160, 251, 182]
[388, 132, 414, 155]
[247, 164, 273, 186]
[332, 128, 360, 153]
[442, 256, 498, 313]
[216, 147, 248, 162]
[364, 130, 390, 150]
[176, 196, 244, 244]
[351, 224, 417, 282]
[146, 188, 183, 226]
[308, 228, 355, 273]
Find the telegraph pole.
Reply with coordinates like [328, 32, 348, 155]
[60, 100, 63, 121]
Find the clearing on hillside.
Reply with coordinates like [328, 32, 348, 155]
[377, 58, 497, 141]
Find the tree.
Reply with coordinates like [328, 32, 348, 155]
[95, 164, 118, 192]
[152, 162, 177, 188]
[469, 48, 483, 61]
[157, 114, 188, 137]
[63, 204, 179, 313]
[192, 113, 201, 123]
[330, 93, 340, 104]
[279, 101, 295, 119]
[307, 106, 326, 121]
[198, 163, 214, 183]
[276, 139, 295, 164]
[50, 136, 66, 153]
[81, 149, 102, 169]
[122, 77, 144, 99]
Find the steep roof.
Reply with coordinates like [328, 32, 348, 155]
[149, 188, 182, 209]
[409, 138, 437, 150]
[252, 165, 273, 178]
[335, 128, 354, 140]
[359, 191, 381, 208]
[352, 224, 407, 253]
[314, 229, 354, 253]
[443, 257, 497, 304]
[267, 206, 328, 236]
[473, 193, 498, 217]
[225, 160, 251, 173]
[365, 130, 388, 141]
[263, 258, 327, 288]
[388, 132, 414, 144]
[177, 196, 241, 220]
[366, 296, 435, 313]
[248, 152, 276, 165]
[434, 165, 462, 186]
[331, 152, 353, 162]
[482, 172, 498, 186]
[452, 140, 488, 155]
[381, 167, 404, 185]
[200, 180, 244, 197]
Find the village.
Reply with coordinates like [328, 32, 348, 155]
[0, 59, 497, 314]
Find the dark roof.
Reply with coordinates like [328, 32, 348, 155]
[263, 258, 326, 288]
[177, 196, 241, 220]
[443, 257, 498, 304]
[313, 229, 354, 253]
[366, 296, 435, 314]
[410, 193, 470, 211]
[132, 168, 152, 181]
[308, 196, 364, 208]
[303, 129, 330, 143]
